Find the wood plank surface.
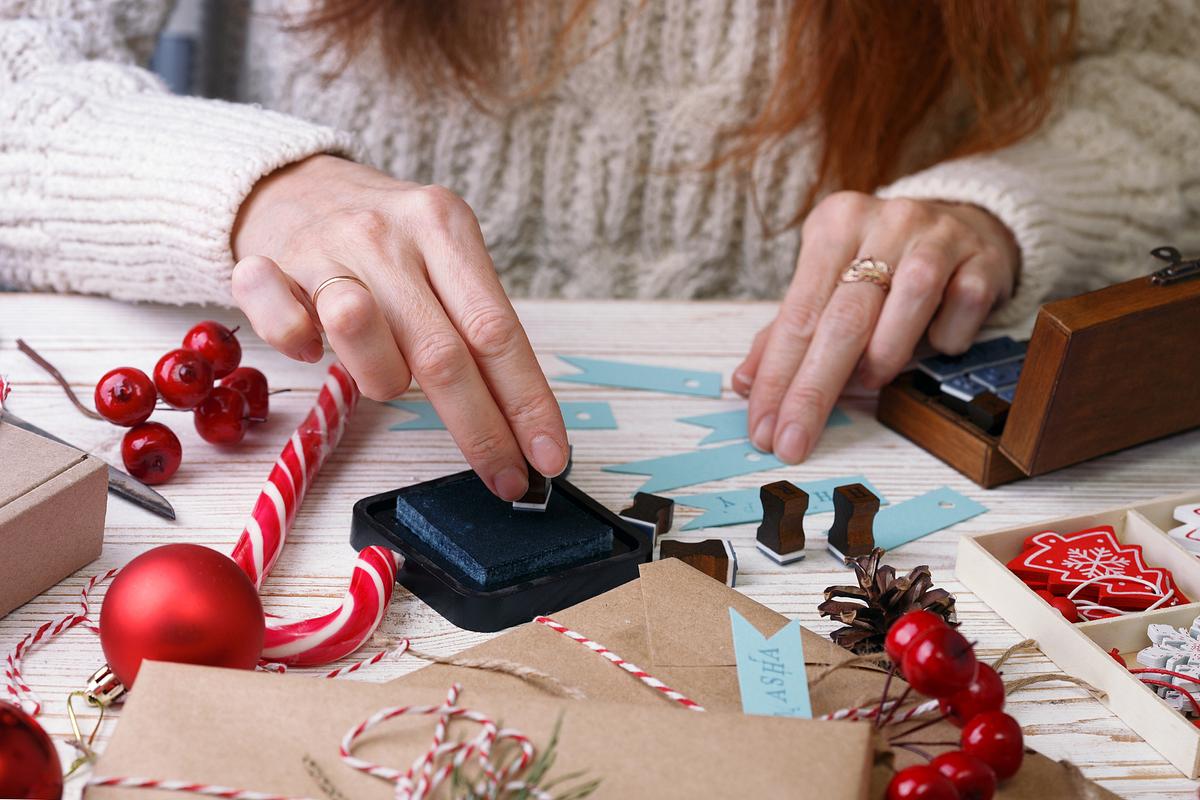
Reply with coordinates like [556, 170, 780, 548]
[2, 293, 1198, 799]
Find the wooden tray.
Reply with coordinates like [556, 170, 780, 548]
[956, 490, 1200, 776]
[878, 269, 1200, 487]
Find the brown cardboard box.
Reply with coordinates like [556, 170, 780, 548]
[0, 423, 106, 617]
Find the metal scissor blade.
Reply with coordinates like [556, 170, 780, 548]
[1, 411, 176, 520]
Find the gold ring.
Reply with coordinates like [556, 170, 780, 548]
[839, 257, 893, 293]
[311, 275, 370, 308]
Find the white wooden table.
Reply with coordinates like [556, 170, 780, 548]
[3, 293, 1198, 799]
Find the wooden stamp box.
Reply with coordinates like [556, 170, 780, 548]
[955, 490, 1200, 776]
[877, 268, 1200, 488]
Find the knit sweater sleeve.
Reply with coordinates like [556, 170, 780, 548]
[876, 0, 1200, 326]
[0, 2, 356, 305]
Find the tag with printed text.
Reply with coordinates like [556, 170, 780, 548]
[729, 608, 812, 719]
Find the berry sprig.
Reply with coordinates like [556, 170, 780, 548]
[883, 610, 1024, 800]
[91, 322, 273, 485]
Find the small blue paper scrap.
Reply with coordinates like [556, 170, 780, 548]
[673, 475, 889, 531]
[678, 407, 852, 446]
[602, 441, 785, 493]
[729, 608, 812, 719]
[388, 400, 617, 431]
[868, 486, 987, 550]
[555, 356, 722, 398]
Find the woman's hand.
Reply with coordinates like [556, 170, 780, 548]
[231, 155, 569, 501]
[734, 191, 1020, 464]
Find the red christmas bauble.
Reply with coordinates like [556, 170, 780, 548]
[99, 544, 265, 688]
[0, 702, 63, 800]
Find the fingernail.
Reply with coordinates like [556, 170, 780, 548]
[733, 370, 752, 395]
[776, 423, 809, 464]
[299, 339, 324, 363]
[494, 465, 529, 502]
[752, 414, 776, 451]
[531, 434, 567, 477]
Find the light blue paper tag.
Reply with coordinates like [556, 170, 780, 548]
[729, 609, 812, 719]
[388, 400, 617, 431]
[679, 407, 851, 445]
[555, 356, 722, 398]
[871, 486, 988, 550]
[673, 475, 889, 531]
[603, 441, 785, 493]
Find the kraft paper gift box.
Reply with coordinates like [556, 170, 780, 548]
[0, 422, 106, 617]
[91, 560, 1117, 799]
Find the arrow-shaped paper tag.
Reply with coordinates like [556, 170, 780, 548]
[868, 486, 988, 550]
[673, 475, 889, 531]
[388, 400, 617, 431]
[603, 441, 785, 493]
[555, 356, 722, 397]
[729, 608, 812, 718]
[678, 407, 852, 446]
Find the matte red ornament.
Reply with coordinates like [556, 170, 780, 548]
[961, 710, 1024, 780]
[0, 702, 63, 800]
[884, 609, 947, 665]
[99, 544, 265, 689]
[886, 764, 958, 800]
[901, 625, 977, 698]
[931, 751, 996, 800]
[939, 662, 1006, 726]
[1008, 527, 1187, 611]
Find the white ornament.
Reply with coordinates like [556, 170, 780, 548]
[1169, 503, 1200, 555]
[1137, 614, 1200, 715]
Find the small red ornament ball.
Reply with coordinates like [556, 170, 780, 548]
[931, 751, 997, 800]
[886, 765, 958, 800]
[94, 367, 156, 426]
[939, 663, 1006, 726]
[121, 422, 182, 485]
[0, 703, 62, 800]
[182, 321, 242, 379]
[961, 710, 1025, 780]
[153, 348, 214, 409]
[99, 544, 265, 689]
[902, 625, 977, 698]
[193, 386, 250, 445]
[221, 366, 269, 421]
[885, 610, 946, 665]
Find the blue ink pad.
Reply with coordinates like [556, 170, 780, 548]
[394, 473, 612, 590]
[351, 470, 650, 632]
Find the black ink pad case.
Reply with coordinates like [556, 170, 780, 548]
[350, 470, 651, 632]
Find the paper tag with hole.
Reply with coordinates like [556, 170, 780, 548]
[603, 441, 785, 493]
[388, 400, 617, 430]
[869, 487, 988, 550]
[554, 355, 722, 397]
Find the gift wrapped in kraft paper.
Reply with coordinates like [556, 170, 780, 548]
[90, 559, 1116, 800]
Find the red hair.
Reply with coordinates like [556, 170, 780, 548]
[303, 0, 1076, 218]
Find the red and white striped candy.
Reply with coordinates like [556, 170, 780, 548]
[230, 363, 399, 666]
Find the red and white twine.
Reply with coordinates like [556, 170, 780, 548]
[534, 615, 705, 711]
[338, 683, 549, 800]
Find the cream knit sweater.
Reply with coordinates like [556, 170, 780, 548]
[2, 0, 1198, 324]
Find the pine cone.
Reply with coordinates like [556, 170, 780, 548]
[817, 547, 957, 657]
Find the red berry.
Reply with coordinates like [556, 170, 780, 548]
[182, 320, 242, 378]
[902, 625, 977, 698]
[961, 711, 1024, 780]
[94, 367, 156, 426]
[939, 663, 1005, 726]
[1048, 596, 1079, 622]
[932, 751, 997, 800]
[121, 422, 182, 485]
[886, 764, 959, 800]
[154, 348, 214, 409]
[193, 386, 250, 445]
[885, 610, 948, 665]
[220, 367, 269, 421]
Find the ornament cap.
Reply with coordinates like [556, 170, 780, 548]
[85, 663, 126, 706]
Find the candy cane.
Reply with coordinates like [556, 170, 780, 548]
[230, 363, 400, 666]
